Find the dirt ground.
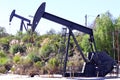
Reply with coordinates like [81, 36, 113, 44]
[0, 74, 120, 80]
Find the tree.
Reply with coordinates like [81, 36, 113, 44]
[0, 26, 8, 37]
[114, 16, 120, 29]
[81, 34, 91, 54]
[94, 12, 114, 56]
[0, 37, 10, 51]
[47, 29, 56, 35]
[113, 16, 120, 60]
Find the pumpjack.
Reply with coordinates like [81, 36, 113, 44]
[10, 10, 31, 31]
[10, 2, 116, 77]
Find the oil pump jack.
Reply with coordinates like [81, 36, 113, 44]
[10, 2, 116, 77]
[9, 10, 31, 31]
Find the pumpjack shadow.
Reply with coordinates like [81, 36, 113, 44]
[10, 2, 116, 77]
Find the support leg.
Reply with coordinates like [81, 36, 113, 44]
[71, 30, 89, 63]
[63, 31, 71, 77]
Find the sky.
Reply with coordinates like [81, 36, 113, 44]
[0, 0, 120, 35]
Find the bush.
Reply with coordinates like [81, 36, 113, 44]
[21, 34, 31, 43]
[35, 41, 41, 47]
[0, 37, 9, 45]
[2, 44, 9, 51]
[46, 58, 60, 74]
[0, 37, 10, 51]
[39, 43, 53, 58]
[0, 50, 6, 58]
[27, 52, 41, 62]
[0, 57, 8, 65]
[20, 56, 32, 65]
[10, 44, 26, 55]
[34, 61, 44, 69]
[13, 54, 21, 63]
[0, 50, 8, 65]
[0, 66, 6, 73]
[47, 58, 59, 69]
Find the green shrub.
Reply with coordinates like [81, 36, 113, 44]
[27, 52, 41, 62]
[10, 44, 26, 54]
[0, 37, 10, 51]
[35, 41, 41, 47]
[20, 56, 32, 65]
[48, 58, 59, 69]
[26, 43, 32, 48]
[13, 55, 21, 63]
[39, 44, 53, 58]
[68, 50, 74, 57]
[10, 45, 16, 54]
[46, 58, 60, 74]
[0, 37, 9, 45]
[0, 50, 6, 58]
[2, 44, 9, 51]
[21, 35, 31, 42]
[0, 57, 8, 65]
[34, 61, 44, 69]
[0, 50, 8, 65]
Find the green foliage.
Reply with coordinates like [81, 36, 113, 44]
[27, 52, 41, 62]
[0, 58, 8, 65]
[47, 57, 59, 69]
[13, 54, 21, 63]
[22, 35, 31, 42]
[81, 35, 91, 53]
[0, 50, 6, 58]
[0, 37, 10, 51]
[0, 37, 9, 44]
[10, 44, 26, 54]
[0, 50, 8, 65]
[49, 34, 61, 54]
[94, 12, 114, 55]
[2, 44, 9, 51]
[19, 45, 26, 53]
[20, 56, 32, 65]
[21, 30, 39, 43]
[115, 16, 120, 29]
[39, 43, 53, 58]
[35, 41, 41, 47]
[68, 50, 74, 57]
[15, 31, 23, 39]
[76, 35, 83, 46]
[67, 60, 74, 66]
[0, 26, 8, 37]
[25, 43, 32, 48]
[34, 61, 44, 69]
[47, 29, 56, 35]
[46, 57, 60, 74]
